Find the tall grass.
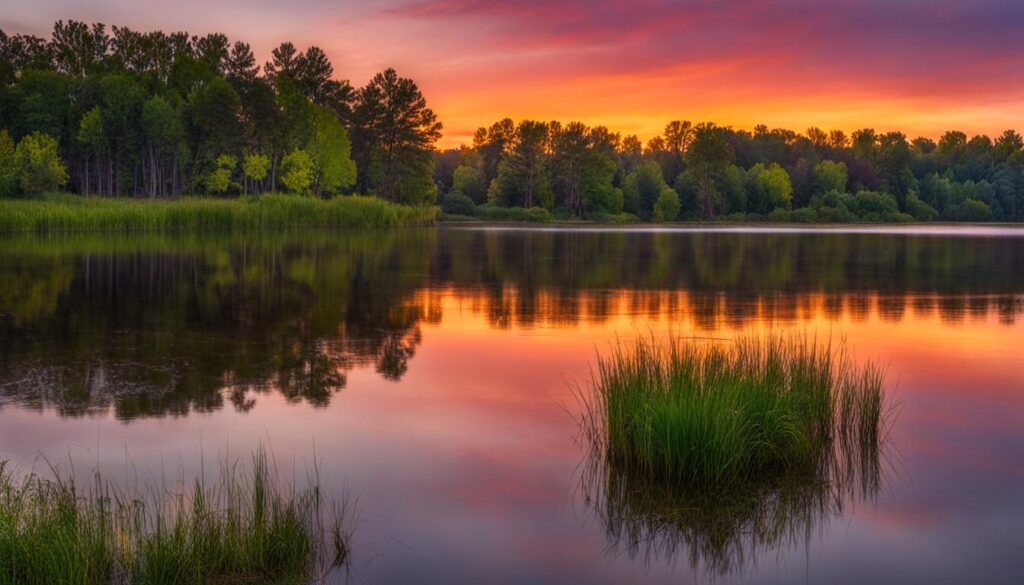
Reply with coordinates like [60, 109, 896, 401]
[0, 449, 356, 585]
[0, 193, 436, 233]
[577, 333, 893, 575]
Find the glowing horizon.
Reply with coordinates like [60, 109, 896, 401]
[5, 0, 1024, 149]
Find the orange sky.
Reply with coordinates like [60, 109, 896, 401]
[6, 0, 1024, 148]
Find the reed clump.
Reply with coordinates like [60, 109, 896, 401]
[0, 193, 436, 233]
[0, 449, 355, 585]
[578, 334, 892, 574]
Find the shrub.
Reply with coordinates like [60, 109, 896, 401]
[905, 194, 939, 221]
[791, 207, 819, 223]
[652, 186, 681, 221]
[440, 191, 477, 216]
[475, 204, 553, 223]
[0, 129, 17, 197]
[947, 198, 992, 222]
[15, 132, 68, 194]
[280, 149, 313, 194]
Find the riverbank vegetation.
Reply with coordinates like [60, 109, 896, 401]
[0, 448, 354, 585]
[578, 334, 891, 574]
[2, 21, 1022, 224]
[437, 120, 1024, 223]
[0, 193, 436, 232]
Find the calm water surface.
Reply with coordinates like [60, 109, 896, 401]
[1, 226, 1022, 584]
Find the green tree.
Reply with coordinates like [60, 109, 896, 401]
[490, 120, 552, 208]
[685, 123, 732, 218]
[188, 76, 244, 189]
[242, 152, 270, 195]
[748, 162, 793, 211]
[452, 151, 486, 203]
[652, 185, 680, 221]
[141, 95, 185, 197]
[813, 160, 848, 196]
[16, 132, 68, 193]
[623, 159, 669, 219]
[77, 107, 106, 195]
[306, 105, 356, 195]
[280, 149, 313, 193]
[203, 154, 236, 195]
[352, 68, 442, 205]
[549, 122, 619, 215]
[0, 129, 20, 196]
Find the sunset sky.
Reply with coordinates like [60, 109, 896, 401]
[5, 0, 1024, 148]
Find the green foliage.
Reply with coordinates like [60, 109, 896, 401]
[905, 194, 939, 221]
[452, 162, 487, 204]
[242, 153, 270, 183]
[0, 130, 17, 196]
[351, 68, 442, 205]
[652, 185, 680, 221]
[474, 204, 553, 223]
[581, 334, 888, 491]
[748, 162, 793, 211]
[307, 105, 356, 195]
[813, 160, 848, 195]
[280, 149, 313, 194]
[0, 448, 354, 585]
[948, 198, 992, 221]
[685, 123, 732, 217]
[490, 120, 552, 209]
[853, 190, 899, 217]
[440, 191, 477, 216]
[15, 133, 68, 194]
[202, 154, 237, 195]
[623, 160, 670, 219]
[0, 193, 436, 232]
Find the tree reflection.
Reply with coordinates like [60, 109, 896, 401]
[0, 228, 1021, 420]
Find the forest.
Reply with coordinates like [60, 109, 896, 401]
[2, 21, 1023, 223]
[436, 119, 1024, 223]
[0, 21, 440, 204]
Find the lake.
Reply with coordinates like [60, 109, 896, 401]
[1, 226, 1022, 584]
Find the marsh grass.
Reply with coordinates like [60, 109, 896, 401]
[0, 193, 436, 233]
[577, 333, 893, 575]
[0, 448, 356, 585]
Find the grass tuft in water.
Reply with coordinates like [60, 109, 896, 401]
[0, 448, 355, 585]
[577, 333, 893, 575]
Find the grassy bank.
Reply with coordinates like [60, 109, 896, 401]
[0, 449, 354, 585]
[580, 334, 889, 491]
[0, 193, 437, 233]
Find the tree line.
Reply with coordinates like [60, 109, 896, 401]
[2, 21, 1022, 223]
[435, 120, 1024, 222]
[0, 21, 441, 203]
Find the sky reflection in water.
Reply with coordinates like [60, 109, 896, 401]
[0, 227, 1021, 584]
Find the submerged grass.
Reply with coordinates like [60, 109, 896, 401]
[578, 333, 893, 575]
[0, 193, 436, 233]
[0, 448, 356, 585]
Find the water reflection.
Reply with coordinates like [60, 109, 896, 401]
[0, 228, 1021, 420]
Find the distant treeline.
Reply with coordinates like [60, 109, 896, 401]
[0, 21, 441, 203]
[434, 119, 1024, 223]
[3, 21, 1022, 223]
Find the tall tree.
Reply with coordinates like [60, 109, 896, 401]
[685, 123, 732, 218]
[490, 120, 551, 208]
[351, 68, 441, 204]
[306, 105, 356, 195]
